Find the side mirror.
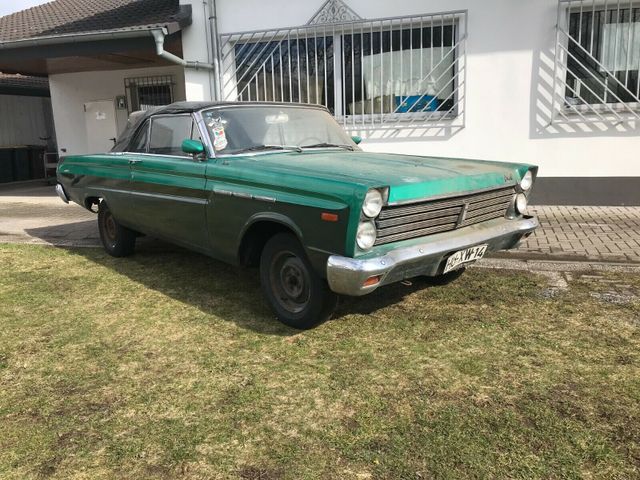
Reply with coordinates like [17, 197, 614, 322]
[182, 139, 205, 156]
[351, 135, 362, 145]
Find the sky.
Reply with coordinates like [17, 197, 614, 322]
[0, 0, 51, 17]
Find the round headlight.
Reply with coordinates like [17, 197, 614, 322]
[362, 189, 384, 218]
[520, 170, 533, 191]
[515, 193, 528, 214]
[356, 221, 377, 250]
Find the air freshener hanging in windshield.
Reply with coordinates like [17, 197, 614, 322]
[209, 117, 228, 151]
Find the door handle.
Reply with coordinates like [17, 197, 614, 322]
[128, 159, 142, 164]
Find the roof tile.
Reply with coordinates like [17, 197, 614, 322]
[0, 0, 188, 43]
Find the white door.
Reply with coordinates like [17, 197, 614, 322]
[84, 100, 118, 153]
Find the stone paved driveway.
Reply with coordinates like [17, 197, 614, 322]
[1, 184, 639, 263]
[0, 184, 98, 247]
[507, 205, 640, 264]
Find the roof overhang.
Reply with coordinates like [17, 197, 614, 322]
[0, 5, 191, 76]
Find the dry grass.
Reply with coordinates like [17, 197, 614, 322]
[0, 242, 639, 479]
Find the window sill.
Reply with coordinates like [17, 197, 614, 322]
[562, 101, 640, 115]
[336, 111, 459, 127]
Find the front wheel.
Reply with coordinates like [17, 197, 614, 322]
[98, 201, 136, 257]
[260, 233, 337, 329]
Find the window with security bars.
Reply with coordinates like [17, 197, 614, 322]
[554, 0, 640, 121]
[124, 75, 175, 113]
[220, 11, 466, 128]
[342, 24, 457, 117]
[232, 36, 335, 107]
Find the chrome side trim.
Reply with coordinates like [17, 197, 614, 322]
[212, 188, 276, 203]
[121, 152, 193, 160]
[88, 187, 208, 205]
[327, 216, 539, 296]
[253, 195, 277, 203]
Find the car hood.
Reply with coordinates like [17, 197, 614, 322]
[231, 150, 532, 203]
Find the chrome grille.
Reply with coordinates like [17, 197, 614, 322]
[375, 186, 515, 245]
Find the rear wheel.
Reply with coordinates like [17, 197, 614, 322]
[260, 233, 337, 329]
[98, 201, 136, 257]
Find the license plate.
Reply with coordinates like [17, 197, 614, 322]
[443, 244, 488, 274]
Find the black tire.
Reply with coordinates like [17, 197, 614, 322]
[260, 233, 338, 329]
[423, 267, 466, 286]
[97, 201, 136, 257]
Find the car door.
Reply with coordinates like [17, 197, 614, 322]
[102, 118, 150, 227]
[128, 114, 209, 251]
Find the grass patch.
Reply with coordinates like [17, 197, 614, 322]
[0, 243, 639, 479]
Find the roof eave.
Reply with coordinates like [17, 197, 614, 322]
[0, 4, 191, 51]
[0, 24, 182, 50]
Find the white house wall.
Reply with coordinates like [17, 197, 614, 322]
[0, 94, 53, 147]
[48, 66, 186, 156]
[212, 0, 640, 179]
[179, 0, 217, 101]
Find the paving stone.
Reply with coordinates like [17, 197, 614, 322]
[515, 205, 640, 263]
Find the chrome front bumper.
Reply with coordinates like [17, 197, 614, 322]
[326, 216, 539, 296]
[55, 183, 69, 203]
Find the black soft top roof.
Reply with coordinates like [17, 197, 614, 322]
[111, 101, 327, 152]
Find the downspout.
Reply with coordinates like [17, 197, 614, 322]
[151, 28, 214, 70]
[207, 0, 223, 100]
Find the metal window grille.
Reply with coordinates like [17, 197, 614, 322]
[219, 10, 467, 129]
[552, 0, 640, 123]
[124, 75, 176, 113]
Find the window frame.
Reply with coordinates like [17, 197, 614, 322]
[124, 75, 176, 113]
[554, 0, 640, 122]
[124, 113, 207, 159]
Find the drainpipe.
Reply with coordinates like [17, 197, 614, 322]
[151, 28, 214, 70]
[207, 0, 222, 100]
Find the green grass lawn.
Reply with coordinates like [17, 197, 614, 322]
[0, 243, 639, 479]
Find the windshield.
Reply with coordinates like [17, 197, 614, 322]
[201, 105, 356, 155]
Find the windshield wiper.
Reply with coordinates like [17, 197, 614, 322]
[300, 143, 355, 151]
[233, 144, 302, 154]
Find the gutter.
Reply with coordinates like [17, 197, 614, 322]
[0, 27, 162, 50]
[151, 28, 214, 71]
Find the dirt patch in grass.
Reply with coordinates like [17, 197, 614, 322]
[0, 243, 639, 479]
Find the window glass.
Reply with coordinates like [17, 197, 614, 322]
[343, 26, 456, 115]
[202, 106, 354, 154]
[148, 116, 192, 156]
[566, 6, 640, 104]
[124, 75, 175, 112]
[234, 37, 335, 111]
[137, 85, 173, 111]
[128, 120, 149, 153]
[191, 121, 203, 142]
[232, 24, 457, 116]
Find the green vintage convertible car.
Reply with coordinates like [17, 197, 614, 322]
[57, 101, 538, 329]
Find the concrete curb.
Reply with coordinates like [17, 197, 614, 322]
[476, 257, 640, 273]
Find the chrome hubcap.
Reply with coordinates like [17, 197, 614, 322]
[270, 251, 310, 314]
[104, 212, 117, 244]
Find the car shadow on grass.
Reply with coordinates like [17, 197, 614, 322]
[25, 223, 436, 333]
